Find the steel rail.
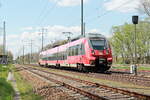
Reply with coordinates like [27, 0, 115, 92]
[29, 64, 150, 86]
[23, 65, 150, 100]
[22, 67, 108, 100]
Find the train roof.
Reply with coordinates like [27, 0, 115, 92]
[71, 33, 105, 42]
[40, 33, 106, 55]
[86, 33, 105, 38]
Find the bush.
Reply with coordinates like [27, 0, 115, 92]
[0, 78, 14, 100]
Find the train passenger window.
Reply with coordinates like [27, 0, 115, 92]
[68, 47, 72, 56]
[81, 44, 85, 55]
[71, 48, 73, 56]
[76, 45, 80, 55]
[68, 45, 83, 56]
[71, 47, 74, 56]
[75, 46, 78, 55]
[72, 47, 76, 56]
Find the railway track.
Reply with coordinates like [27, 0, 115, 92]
[28, 64, 150, 87]
[18, 65, 150, 100]
[16, 67, 89, 100]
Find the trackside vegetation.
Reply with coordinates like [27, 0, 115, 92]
[0, 64, 14, 100]
[13, 66, 43, 100]
[111, 19, 150, 64]
[112, 64, 150, 71]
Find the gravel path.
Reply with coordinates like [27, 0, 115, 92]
[7, 71, 21, 100]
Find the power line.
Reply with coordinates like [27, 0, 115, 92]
[86, 0, 133, 25]
[33, 0, 50, 25]
[37, 0, 59, 26]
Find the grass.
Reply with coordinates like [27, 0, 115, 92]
[138, 66, 150, 70]
[0, 78, 14, 100]
[112, 64, 150, 71]
[13, 67, 43, 100]
[0, 64, 15, 100]
[112, 66, 129, 70]
[0, 64, 11, 78]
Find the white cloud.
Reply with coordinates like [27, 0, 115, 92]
[50, 0, 88, 7]
[21, 27, 34, 31]
[103, 0, 140, 13]
[4, 25, 110, 59]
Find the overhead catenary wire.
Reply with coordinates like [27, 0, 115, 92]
[66, 0, 133, 31]
[36, 0, 59, 26]
[33, 0, 50, 26]
[86, 0, 133, 26]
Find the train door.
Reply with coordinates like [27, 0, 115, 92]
[78, 44, 85, 63]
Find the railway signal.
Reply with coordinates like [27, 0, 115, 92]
[132, 15, 139, 75]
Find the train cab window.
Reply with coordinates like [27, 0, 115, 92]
[90, 39, 105, 50]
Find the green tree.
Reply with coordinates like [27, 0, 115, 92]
[111, 19, 150, 64]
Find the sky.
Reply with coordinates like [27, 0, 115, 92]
[0, 0, 144, 58]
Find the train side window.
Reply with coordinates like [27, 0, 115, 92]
[81, 44, 85, 55]
[74, 46, 77, 56]
[68, 47, 72, 56]
[72, 47, 75, 56]
[75, 45, 79, 55]
[64, 52, 67, 59]
[71, 47, 74, 56]
[68, 45, 82, 56]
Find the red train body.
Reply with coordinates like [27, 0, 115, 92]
[39, 33, 112, 72]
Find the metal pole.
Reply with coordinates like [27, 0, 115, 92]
[2, 21, 7, 64]
[135, 24, 136, 64]
[23, 45, 24, 64]
[3, 21, 6, 55]
[81, 0, 84, 36]
[83, 22, 85, 37]
[132, 15, 138, 75]
[30, 40, 33, 64]
[41, 28, 45, 51]
[134, 24, 137, 75]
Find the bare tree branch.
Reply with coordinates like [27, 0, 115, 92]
[139, 0, 150, 17]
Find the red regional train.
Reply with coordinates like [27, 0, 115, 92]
[39, 33, 112, 72]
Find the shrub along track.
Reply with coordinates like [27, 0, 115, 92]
[17, 64, 150, 100]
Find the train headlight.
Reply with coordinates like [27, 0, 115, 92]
[106, 50, 109, 54]
[107, 57, 112, 61]
[91, 50, 95, 55]
[90, 60, 95, 65]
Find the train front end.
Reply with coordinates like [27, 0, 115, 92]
[87, 34, 112, 72]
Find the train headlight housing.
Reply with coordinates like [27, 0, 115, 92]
[91, 50, 95, 55]
[106, 50, 109, 55]
[107, 57, 112, 61]
[90, 60, 95, 65]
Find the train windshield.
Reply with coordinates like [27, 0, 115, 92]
[90, 39, 105, 50]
